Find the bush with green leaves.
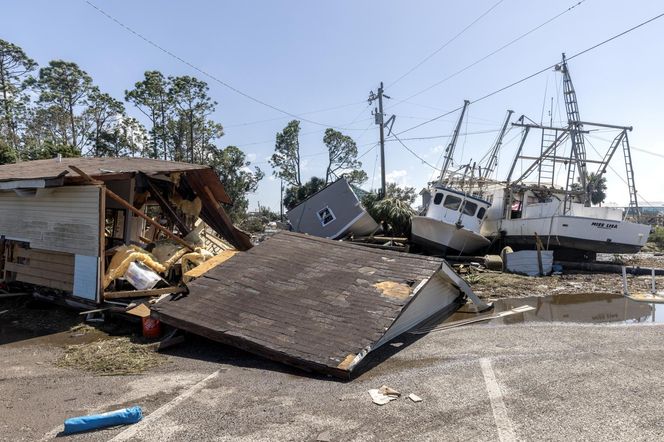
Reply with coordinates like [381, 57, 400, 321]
[648, 226, 664, 247]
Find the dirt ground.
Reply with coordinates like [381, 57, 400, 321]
[469, 270, 664, 301]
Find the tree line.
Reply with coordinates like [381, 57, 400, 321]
[0, 38, 413, 229]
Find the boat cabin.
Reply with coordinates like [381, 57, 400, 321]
[425, 186, 490, 233]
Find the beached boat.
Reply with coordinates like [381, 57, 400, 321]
[411, 100, 494, 255]
[479, 54, 650, 259]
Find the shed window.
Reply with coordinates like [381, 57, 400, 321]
[443, 195, 462, 211]
[461, 200, 478, 216]
[433, 193, 444, 205]
[477, 207, 486, 219]
[317, 207, 336, 226]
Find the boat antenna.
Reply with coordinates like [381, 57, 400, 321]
[438, 100, 470, 183]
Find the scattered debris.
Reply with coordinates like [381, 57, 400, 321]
[316, 431, 332, 442]
[63, 406, 142, 434]
[408, 393, 423, 403]
[56, 337, 166, 375]
[369, 385, 401, 405]
[410, 305, 535, 334]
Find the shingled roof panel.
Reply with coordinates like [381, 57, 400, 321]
[153, 231, 468, 377]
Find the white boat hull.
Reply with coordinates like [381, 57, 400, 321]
[411, 216, 491, 255]
[483, 215, 650, 254]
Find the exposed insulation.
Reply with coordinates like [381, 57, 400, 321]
[103, 245, 166, 289]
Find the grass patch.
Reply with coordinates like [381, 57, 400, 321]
[56, 337, 166, 375]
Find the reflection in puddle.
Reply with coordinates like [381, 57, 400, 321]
[449, 293, 659, 326]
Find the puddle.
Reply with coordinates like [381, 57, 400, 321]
[448, 292, 660, 326]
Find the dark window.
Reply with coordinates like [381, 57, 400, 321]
[477, 207, 486, 219]
[317, 207, 336, 226]
[433, 193, 444, 205]
[461, 200, 478, 216]
[443, 195, 462, 211]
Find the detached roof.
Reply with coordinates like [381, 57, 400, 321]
[0, 157, 209, 182]
[153, 231, 467, 378]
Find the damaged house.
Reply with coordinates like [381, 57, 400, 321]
[286, 177, 379, 239]
[0, 157, 250, 306]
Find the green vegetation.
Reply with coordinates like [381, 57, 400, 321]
[648, 226, 664, 248]
[0, 38, 263, 223]
[362, 183, 418, 237]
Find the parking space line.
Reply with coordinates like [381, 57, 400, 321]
[480, 358, 516, 442]
[108, 369, 221, 441]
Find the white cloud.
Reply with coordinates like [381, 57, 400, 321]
[386, 169, 408, 186]
[246, 153, 257, 162]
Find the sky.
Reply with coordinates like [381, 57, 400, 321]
[2, 0, 664, 210]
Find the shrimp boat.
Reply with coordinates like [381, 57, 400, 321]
[479, 54, 650, 260]
[411, 101, 493, 255]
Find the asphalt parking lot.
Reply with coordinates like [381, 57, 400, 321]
[2, 310, 663, 442]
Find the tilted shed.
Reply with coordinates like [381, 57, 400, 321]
[286, 178, 379, 239]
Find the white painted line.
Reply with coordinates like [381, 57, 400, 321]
[480, 358, 516, 442]
[109, 369, 221, 441]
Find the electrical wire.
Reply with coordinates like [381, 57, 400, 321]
[224, 100, 366, 128]
[386, 0, 506, 88]
[585, 136, 656, 207]
[84, 0, 364, 131]
[391, 133, 439, 170]
[394, 0, 587, 105]
[396, 9, 664, 136]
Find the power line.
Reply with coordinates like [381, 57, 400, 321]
[386, 0, 506, 88]
[396, 9, 664, 136]
[395, 0, 587, 105]
[84, 0, 361, 131]
[627, 146, 664, 159]
[391, 133, 439, 170]
[224, 100, 366, 128]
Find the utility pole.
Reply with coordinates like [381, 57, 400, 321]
[368, 82, 394, 199]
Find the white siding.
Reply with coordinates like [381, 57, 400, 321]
[0, 186, 101, 256]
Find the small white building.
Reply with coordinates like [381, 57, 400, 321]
[286, 178, 379, 239]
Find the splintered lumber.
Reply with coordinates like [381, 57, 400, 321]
[69, 165, 194, 251]
[144, 175, 190, 236]
[183, 250, 239, 280]
[103, 286, 187, 300]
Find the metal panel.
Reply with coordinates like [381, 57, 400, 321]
[73, 255, 99, 301]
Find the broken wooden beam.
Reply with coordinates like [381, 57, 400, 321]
[144, 175, 191, 236]
[103, 286, 187, 300]
[69, 166, 195, 251]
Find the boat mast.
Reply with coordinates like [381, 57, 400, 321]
[438, 100, 470, 184]
[557, 53, 590, 211]
[481, 109, 514, 182]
